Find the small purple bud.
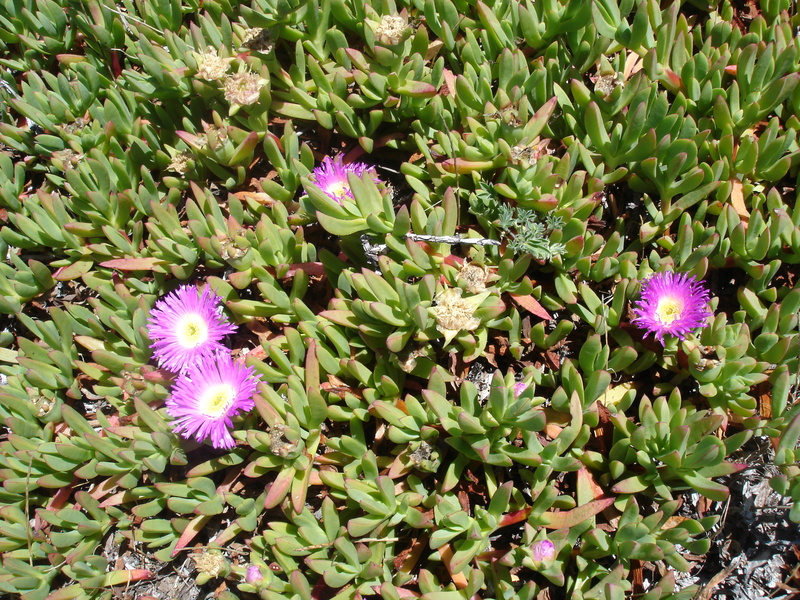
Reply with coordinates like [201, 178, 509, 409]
[532, 539, 555, 562]
[513, 382, 528, 397]
[245, 565, 263, 584]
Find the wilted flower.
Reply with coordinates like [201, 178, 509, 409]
[166, 352, 260, 449]
[167, 151, 192, 174]
[513, 382, 528, 397]
[192, 550, 228, 577]
[223, 71, 266, 106]
[458, 262, 490, 293]
[51, 149, 84, 171]
[308, 155, 379, 204]
[195, 47, 232, 81]
[148, 284, 237, 373]
[432, 288, 490, 344]
[531, 539, 556, 562]
[375, 14, 410, 45]
[594, 73, 622, 99]
[242, 27, 273, 52]
[631, 271, 712, 344]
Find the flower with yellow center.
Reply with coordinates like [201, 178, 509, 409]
[175, 313, 209, 348]
[198, 383, 236, 418]
[166, 352, 260, 449]
[307, 155, 380, 204]
[654, 296, 683, 324]
[148, 284, 237, 373]
[631, 271, 712, 344]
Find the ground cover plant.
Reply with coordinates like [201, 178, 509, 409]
[0, 0, 799, 598]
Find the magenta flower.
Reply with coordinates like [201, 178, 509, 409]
[148, 284, 237, 373]
[513, 382, 529, 397]
[631, 271, 712, 344]
[166, 352, 260, 449]
[308, 155, 378, 204]
[531, 539, 556, 562]
[245, 565, 263, 585]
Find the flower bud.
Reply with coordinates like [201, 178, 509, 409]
[245, 564, 264, 585]
[531, 539, 556, 562]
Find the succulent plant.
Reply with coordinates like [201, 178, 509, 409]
[0, 0, 799, 598]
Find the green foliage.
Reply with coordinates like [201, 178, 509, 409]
[0, 0, 798, 598]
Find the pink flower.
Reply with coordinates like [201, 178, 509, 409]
[308, 155, 378, 204]
[148, 284, 237, 373]
[513, 382, 529, 397]
[245, 565, 263, 584]
[166, 352, 260, 449]
[532, 539, 556, 562]
[631, 272, 712, 344]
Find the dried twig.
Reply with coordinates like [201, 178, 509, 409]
[404, 233, 501, 246]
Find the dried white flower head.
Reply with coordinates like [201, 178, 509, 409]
[195, 47, 232, 81]
[195, 123, 229, 150]
[432, 288, 490, 344]
[167, 152, 192, 174]
[223, 72, 266, 106]
[594, 73, 622, 99]
[242, 27, 274, 52]
[51, 149, 84, 171]
[458, 263, 490, 294]
[192, 551, 227, 577]
[375, 14, 409, 45]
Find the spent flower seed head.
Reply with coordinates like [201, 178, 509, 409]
[223, 71, 266, 106]
[148, 284, 237, 373]
[195, 47, 232, 81]
[631, 271, 712, 344]
[166, 351, 260, 450]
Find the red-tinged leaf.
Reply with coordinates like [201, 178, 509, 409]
[98, 490, 135, 508]
[102, 569, 153, 587]
[74, 336, 105, 352]
[252, 389, 281, 425]
[45, 482, 75, 511]
[611, 475, 651, 495]
[64, 222, 102, 236]
[530, 195, 559, 211]
[442, 68, 457, 97]
[44, 583, 84, 600]
[664, 68, 682, 89]
[440, 158, 498, 173]
[99, 257, 166, 271]
[175, 130, 203, 148]
[498, 506, 532, 528]
[318, 309, 360, 328]
[344, 47, 370, 71]
[291, 464, 313, 514]
[104, 426, 140, 439]
[170, 513, 212, 557]
[387, 454, 413, 479]
[510, 293, 551, 320]
[234, 190, 277, 207]
[52, 260, 94, 281]
[55, 54, 87, 65]
[141, 368, 175, 384]
[285, 262, 326, 278]
[396, 80, 437, 97]
[541, 497, 615, 529]
[576, 466, 606, 505]
[264, 467, 295, 509]
[378, 583, 419, 599]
